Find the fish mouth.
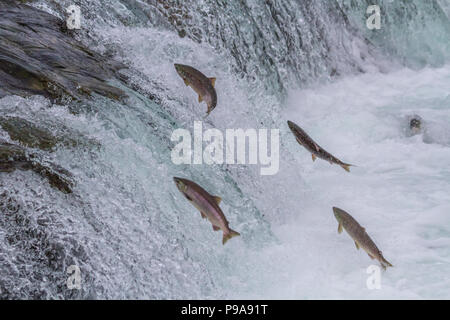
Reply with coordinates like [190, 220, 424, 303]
[287, 120, 295, 131]
[173, 177, 187, 192]
[174, 64, 181, 74]
[332, 207, 341, 218]
[173, 176, 184, 184]
[174, 63, 184, 73]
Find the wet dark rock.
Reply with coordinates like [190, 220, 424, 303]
[405, 114, 424, 137]
[0, 117, 58, 151]
[0, 0, 126, 102]
[0, 141, 73, 193]
[410, 118, 422, 131]
[0, 116, 99, 152]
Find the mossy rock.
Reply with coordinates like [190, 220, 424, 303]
[0, 141, 73, 194]
[0, 117, 58, 151]
[0, 0, 126, 102]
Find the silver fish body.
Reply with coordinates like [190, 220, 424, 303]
[174, 177, 240, 244]
[287, 120, 353, 172]
[333, 207, 393, 269]
[174, 64, 217, 115]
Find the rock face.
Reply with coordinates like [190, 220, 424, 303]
[0, 141, 73, 193]
[0, 0, 127, 196]
[0, 116, 98, 151]
[0, 0, 126, 102]
[0, 117, 59, 151]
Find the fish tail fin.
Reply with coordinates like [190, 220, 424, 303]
[222, 229, 240, 245]
[382, 258, 393, 268]
[340, 163, 353, 172]
[203, 105, 213, 118]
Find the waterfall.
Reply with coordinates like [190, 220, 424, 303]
[1, 0, 449, 299]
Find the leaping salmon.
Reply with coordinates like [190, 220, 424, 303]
[174, 64, 217, 115]
[174, 177, 240, 245]
[287, 120, 353, 172]
[333, 207, 393, 270]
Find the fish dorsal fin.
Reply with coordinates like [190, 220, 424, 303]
[355, 241, 360, 250]
[312, 154, 316, 162]
[209, 77, 216, 87]
[338, 222, 343, 234]
[198, 95, 203, 103]
[212, 195, 222, 205]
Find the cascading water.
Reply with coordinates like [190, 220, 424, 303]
[0, 0, 449, 299]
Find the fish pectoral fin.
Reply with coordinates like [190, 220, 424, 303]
[198, 95, 203, 103]
[212, 225, 220, 231]
[355, 241, 360, 250]
[183, 79, 190, 86]
[312, 154, 316, 162]
[209, 77, 216, 87]
[200, 211, 207, 219]
[338, 222, 343, 234]
[295, 138, 303, 146]
[212, 195, 222, 205]
[368, 253, 375, 260]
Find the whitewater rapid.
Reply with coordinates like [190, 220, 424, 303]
[245, 65, 450, 299]
[99, 26, 450, 299]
